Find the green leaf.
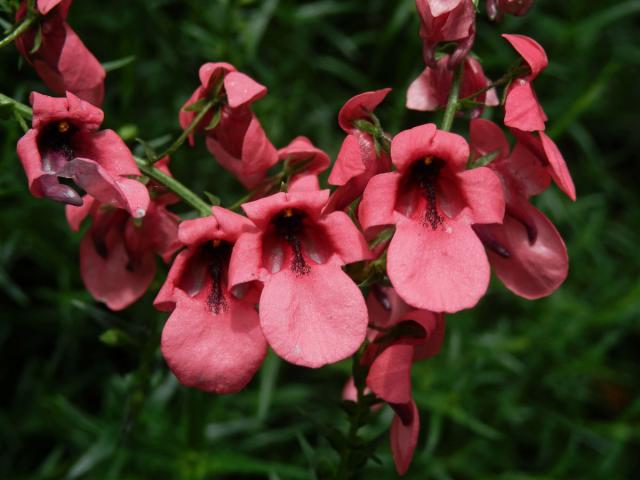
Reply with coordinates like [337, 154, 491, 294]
[468, 150, 499, 169]
[204, 191, 221, 206]
[101, 55, 136, 73]
[135, 137, 157, 162]
[29, 25, 42, 54]
[204, 107, 222, 130]
[183, 97, 209, 113]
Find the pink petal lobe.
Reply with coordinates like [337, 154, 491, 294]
[224, 71, 268, 109]
[338, 88, 392, 133]
[469, 119, 509, 160]
[390, 400, 420, 476]
[388, 219, 490, 313]
[502, 34, 548, 79]
[37, 0, 63, 14]
[358, 172, 401, 232]
[390, 124, 437, 173]
[77, 129, 140, 177]
[228, 230, 264, 288]
[17, 129, 45, 197]
[366, 344, 414, 404]
[65, 196, 95, 231]
[504, 80, 547, 132]
[259, 264, 367, 367]
[327, 134, 367, 186]
[161, 291, 267, 394]
[456, 167, 505, 225]
[317, 211, 372, 265]
[539, 132, 576, 201]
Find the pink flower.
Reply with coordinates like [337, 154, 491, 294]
[326, 88, 392, 212]
[229, 190, 371, 367]
[502, 34, 548, 132]
[179, 62, 278, 189]
[469, 119, 570, 298]
[487, 0, 534, 20]
[277, 136, 330, 193]
[154, 207, 268, 394]
[407, 55, 498, 115]
[16, 92, 149, 216]
[15, 1, 105, 106]
[363, 286, 446, 475]
[65, 158, 180, 310]
[359, 124, 505, 313]
[415, 0, 476, 68]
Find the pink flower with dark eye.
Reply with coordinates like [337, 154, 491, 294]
[66, 158, 180, 310]
[407, 55, 498, 115]
[179, 62, 278, 189]
[502, 34, 548, 132]
[15, 0, 105, 106]
[359, 124, 505, 313]
[469, 119, 571, 299]
[415, 0, 476, 68]
[326, 88, 392, 212]
[487, 0, 534, 20]
[229, 190, 371, 367]
[154, 207, 268, 394]
[346, 286, 446, 475]
[17, 92, 149, 216]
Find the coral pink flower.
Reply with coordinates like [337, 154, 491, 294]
[17, 92, 149, 216]
[65, 158, 180, 310]
[155, 207, 268, 394]
[179, 62, 278, 189]
[364, 286, 446, 475]
[230, 190, 371, 367]
[326, 88, 392, 212]
[487, 0, 534, 20]
[407, 55, 498, 115]
[415, 0, 476, 68]
[277, 136, 330, 192]
[469, 119, 570, 298]
[502, 34, 548, 132]
[16, 1, 105, 105]
[359, 124, 505, 313]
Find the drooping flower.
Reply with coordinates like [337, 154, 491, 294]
[155, 207, 268, 394]
[407, 55, 498, 116]
[469, 118, 570, 299]
[15, 0, 105, 106]
[502, 34, 548, 132]
[179, 62, 278, 189]
[359, 124, 505, 313]
[487, 0, 534, 20]
[66, 158, 180, 310]
[17, 92, 149, 216]
[345, 286, 446, 475]
[415, 0, 476, 68]
[229, 190, 371, 367]
[326, 88, 392, 212]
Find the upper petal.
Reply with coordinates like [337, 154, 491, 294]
[469, 118, 510, 160]
[338, 88, 391, 133]
[224, 71, 268, 109]
[327, 134, 367, 186]
[456, 167, 505, 225]
[366, 343, 414, 404]
[390, 400, 420, 476]
[358, 172, 401, 233]
[504, 80, 547, 132]
[502, 33, 548, 80]
[259, 264, 367, 367]
[317, 211, 372, 265]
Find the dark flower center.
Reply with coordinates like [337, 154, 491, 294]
[38, 121, 77, 170]
[201, 240, 232, 314]
[411, 157, 445, 230]
[273, 208, 311, 277]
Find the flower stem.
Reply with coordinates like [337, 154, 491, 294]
[135, 156, 211, 216]
[440, 62, 464, 132]
[151, 99, 215, 163]
[457, 64, 529, 104]
[0, 14, 37, 49]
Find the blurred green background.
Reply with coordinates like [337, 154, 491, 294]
[1, 0, 639, 478]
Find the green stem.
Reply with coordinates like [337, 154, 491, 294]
[0, 14, 37, 49]
[456, 64, 529, 104]
[151, 99, 215, 163]
[0, 93, 33, 118]
[440, 62, 464, 132]
[135, 157, 211, 216]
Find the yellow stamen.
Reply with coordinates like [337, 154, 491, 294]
[283, 208, 294, 218]
[424, 156, 433, 166]
[212, 239, 221, 247]
[57, 121, 70, 133]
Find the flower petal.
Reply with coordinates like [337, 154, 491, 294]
[539, 132, 576, 201]
[338, 88, 391, 133]
[366, 343, 414, 404]
[327, 134, 367, 186]
[224, 71, 268, 109]
[456, 167, 505, 225]
[358, 172, 401, 233]
[504, 80, 547, 132]
[388, 219, 490, 313]
[259, 263, 367, 367]
[390, 400, 420, 476]
[317, 211, 372, 265]
[502, 33, 548, 79]
[469, 118, 509, 160]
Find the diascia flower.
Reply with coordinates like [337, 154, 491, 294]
[155, 207, 268, 394]
[179, 62, 278, 189]
[502, 34, 548, 132]
[326, 88, 392, 212]
[406, 55, 498, 115]
[229, 190, 371, 367]
[16, 92, 149, 216]
[346, 286, 446, 475]
[469, 119, 571, 299]
[66, 158, 181, 310]
[277, 136, 330, 193]
[415, 0, 476, 68]
[359, 124, 505, 313]
[15, 0, 105, 106]
[487, 0, 534, 20]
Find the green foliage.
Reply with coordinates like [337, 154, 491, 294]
[1, 0, 639, 478]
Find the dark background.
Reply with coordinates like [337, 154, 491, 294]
[1, 0, 639, 478]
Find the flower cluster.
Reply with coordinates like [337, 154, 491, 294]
[8, 0, 575, 475]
